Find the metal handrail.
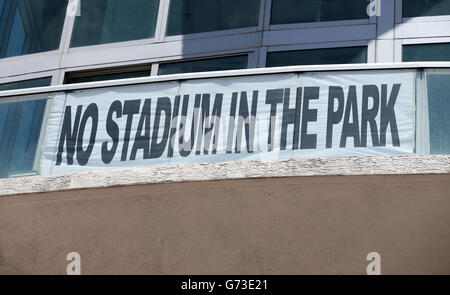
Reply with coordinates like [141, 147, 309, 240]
[1, 62, 450, 99]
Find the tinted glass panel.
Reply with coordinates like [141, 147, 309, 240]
[266, 47, 367, 67]
[0, 77, 51, 91]
[403, 0, 450, 17]
[71, 0, 159, 47]
[166, 0, 260, 36]
[403, 43, 450, 61]
[65, 70, 151, 84]
[0, 99, 47, 178]
[271, 0, 368, 25]
[0, 0, 67, 59]
[426, 73, 450, 154]
[0, 77, 50, 177]
[158, 55, 248, 75]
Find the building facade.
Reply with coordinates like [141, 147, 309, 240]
[1, 0, 450, 87]
[0, 0, 450, 275]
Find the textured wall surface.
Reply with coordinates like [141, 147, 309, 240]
[1, 174, 449, 274]
[1, 155, 450, 196]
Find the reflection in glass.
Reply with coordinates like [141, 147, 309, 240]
[0, 77, 51, 178]
[166, 0, 260, 36]
[0, 77, 51, 91]
[403, 43, 450, 62]
[403, 0, 450, 17]
[0, 99, 47, 178]
[270, 0, 368, 25]
[266, 47, 367, 67]
[0, 0, 67, 59]
[158, 55, 248, 75]
[71, 0, 160, 47]
[426, 73, 450, 154]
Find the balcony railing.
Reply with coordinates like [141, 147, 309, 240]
[0, 62, 449, 179]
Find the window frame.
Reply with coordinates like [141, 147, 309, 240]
[398, 0, 450, 22]
[0, 0, 69, 59]
[162, 0, 265, 41]
[157, 53, 251, 75]
[63, 64, 152, 84]
[398, 37, 450, 62]
[267, 0, 373, 30]
[415, 68, 450, 155]
[0, 71, 58, 87]
[264, 42, 371, 67]
[0, 92, 54, 177]
[0, 0, 448, 84]
[0, 74, 57, 178]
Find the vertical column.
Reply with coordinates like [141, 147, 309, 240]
[154, 0, 170, 43]
[258, 0, 272, 68]
[375, 0, 396, 62]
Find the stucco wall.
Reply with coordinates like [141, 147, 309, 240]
[1, 173, 449, 274]
[1, 155, 450, 197]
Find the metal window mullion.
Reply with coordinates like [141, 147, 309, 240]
[150, 62, 160, 76]
[32, 96, 53, 174]
[247, 50, 258, 68]
[395, 0, 403, 23]
[257, 46, 267, 68]
[262, 0, 272, 31]
[23, 100, 45, 172]
[59, 1, 76, 55]
[156, 0, 171, 42]
[415, 69, 430, 155]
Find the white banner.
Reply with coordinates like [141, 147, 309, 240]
[41, 70, 415, 175]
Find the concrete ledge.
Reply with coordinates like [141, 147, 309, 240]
[1, 155, 450, 197]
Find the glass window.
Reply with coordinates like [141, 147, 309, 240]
[0, 77, 51, 92]
[65, 68, 151, 84]
[270, 0, 368, 25]
[0, 77, 51, 178]
[0, 0, 67, 59]
[403, 43, 450, 62]
[425, 71, 450, 154]
[266, 46, 367, 67]
[0, 99, 47, 178]
[166, 0, 260, 36]
[71, 0, 160, 47]
[158, 55, 248, 75]
[403, 0, 450, 17]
